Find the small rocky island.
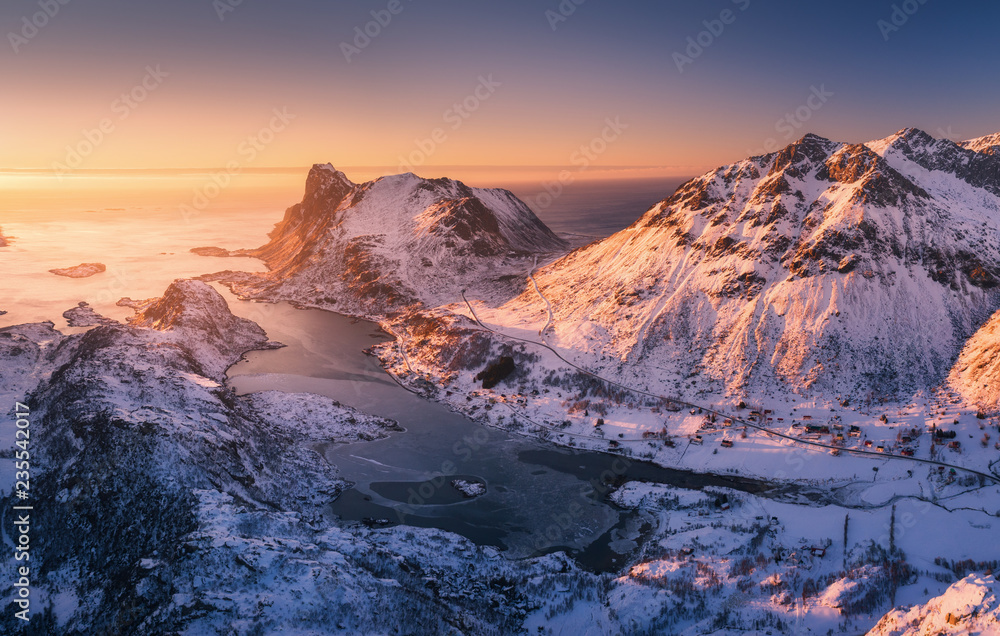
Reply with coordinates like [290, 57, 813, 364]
[451, 478, 487, 499]
[190, 246, 232, 257]
[63, 302, 116, 327]
[49, 262, 106, 278]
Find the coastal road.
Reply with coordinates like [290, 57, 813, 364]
[459, 291, 1000, 485]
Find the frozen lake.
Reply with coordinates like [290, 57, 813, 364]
[223, 297, 770, 569]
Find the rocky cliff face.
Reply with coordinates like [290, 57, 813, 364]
[210, 164, 567, 317]
[125, 278, 270, 377]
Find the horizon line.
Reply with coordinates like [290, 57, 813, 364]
[0, 164, 704, 175]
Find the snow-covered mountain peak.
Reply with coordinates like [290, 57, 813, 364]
[303, 163, 355, 202]
[506, 128, 1000, 397]
[768, 132, 840, 174]
[125, 280, 269, 378]
[961, 131, 1000, 156]
[209, 165, 567, 315]
[865, 127, 937, 154]
[868, 128, 1000, 201]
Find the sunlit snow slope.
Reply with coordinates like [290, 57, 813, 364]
[506, 129, 1000, 397]
[949, 308, 1000, 409]
[868, 574, 1000, 635]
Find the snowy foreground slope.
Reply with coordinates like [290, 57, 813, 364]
[206, 164, 567, 316]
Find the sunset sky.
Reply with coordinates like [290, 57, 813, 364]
[3, 0, 999, 174]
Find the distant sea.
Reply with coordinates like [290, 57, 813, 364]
[504, 176, 690, 239]
[0, 166, 694, 328]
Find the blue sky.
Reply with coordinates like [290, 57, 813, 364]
[2, 0, 997, 169]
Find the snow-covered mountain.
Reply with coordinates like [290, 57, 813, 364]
[212, 164, 566, 316]
[868, 573, 1000, 635]
[960, 132, 1000, 156]
[499, 128, 1000, 398]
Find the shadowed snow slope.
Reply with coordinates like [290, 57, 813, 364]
[214, 164, 567, 316]
[503, 129, 1000, 397]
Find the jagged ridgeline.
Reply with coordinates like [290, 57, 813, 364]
[505, 129, 1000, 398]
[202, 131, 1000, 404]
[208, 164, 566, 316]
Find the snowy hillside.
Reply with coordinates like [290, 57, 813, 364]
[0, 281, 408, 633]
[868, 573, 1000, 635]
[209, 164, 567, 317]
[491, 129, 1000, 399]
[949, 308, 1000, 409]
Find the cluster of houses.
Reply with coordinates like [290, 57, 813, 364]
[773, 545, 828, 564]
[671, 395, 1000, 463]
[692, 412, 745, 446]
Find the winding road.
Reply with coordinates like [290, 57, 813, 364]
[382, 324, 414, 373]
[528, 256, 553, 336]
